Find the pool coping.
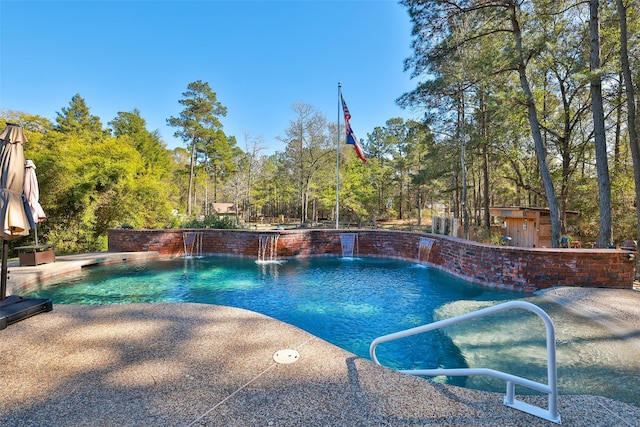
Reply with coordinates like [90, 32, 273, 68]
[1, 252, 639, 426]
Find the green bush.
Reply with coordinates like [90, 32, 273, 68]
[181, 215, 236, 229]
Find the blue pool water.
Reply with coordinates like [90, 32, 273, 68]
[22, 256, 640, 407]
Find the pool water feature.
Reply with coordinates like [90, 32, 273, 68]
[182, 232, 203, 258]
[257, 234, 279, 262]
[339, 233, 358, 257]
[22, 256, 640, 407]
[418, 237, 435, 262]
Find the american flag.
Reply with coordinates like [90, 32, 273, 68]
[340, 95, 367, 163]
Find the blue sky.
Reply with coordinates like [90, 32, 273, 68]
[1, 0, 419, 153]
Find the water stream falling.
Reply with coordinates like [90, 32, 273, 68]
[418, 237, 435, 263]
[183, 232, 203, 258]
[257, 234, 280, 263]
[340, 233, 358, 258]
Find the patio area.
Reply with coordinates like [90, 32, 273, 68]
[1, 252, 639, 426]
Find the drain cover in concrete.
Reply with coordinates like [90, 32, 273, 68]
[273, 349, 300, 364]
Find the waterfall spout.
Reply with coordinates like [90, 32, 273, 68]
[340, 233, 358, 258]
[418, 237, 435, 263]
[257, 234, 280, 263]
[183, 232, 204, 258]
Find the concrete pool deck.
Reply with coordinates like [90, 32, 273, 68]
[1, 252, 639, 426]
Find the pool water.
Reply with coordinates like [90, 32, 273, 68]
[23, 256, 640, 407]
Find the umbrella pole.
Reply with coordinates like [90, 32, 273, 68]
[1, 239, 7, 301]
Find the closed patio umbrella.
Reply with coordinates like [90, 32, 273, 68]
[0, 124, 31, 241]
[0, 124, 51, 328]
[24, 159, 46, 245]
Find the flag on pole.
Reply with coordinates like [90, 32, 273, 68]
[341, 95, 367, 163]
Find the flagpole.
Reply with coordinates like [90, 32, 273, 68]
[336, 83, 341, 229]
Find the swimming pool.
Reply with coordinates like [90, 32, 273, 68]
[22, 255, 640, 407]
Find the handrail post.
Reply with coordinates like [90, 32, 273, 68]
[505, 381, 515, 405]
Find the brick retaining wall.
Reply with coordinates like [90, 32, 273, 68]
[108, 228, 636, 291]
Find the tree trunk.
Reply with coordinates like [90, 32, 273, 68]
[480, 86, 491, 229]
[187, 136, 197, 217]
[458, 87, 469, 239]
[452, 169, 460, 219]
[213, 163, 218, 204]
[614, 71, 623, 168]
[417, 190, 423, 226]
[616, 0, 640, 260]
[302, 177, 312, 224]
[509, 2, 561, 247]
[398, 171, 405, 220]
[590, 0, 613, 248]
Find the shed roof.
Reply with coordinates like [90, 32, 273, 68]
[490, 206, 579, 216]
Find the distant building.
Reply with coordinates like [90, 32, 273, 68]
[489, 207, 578, 248]
[212, 203, 239, 215]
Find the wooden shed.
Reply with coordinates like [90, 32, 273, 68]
[489, 207, 578, 248]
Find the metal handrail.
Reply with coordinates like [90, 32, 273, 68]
[369, 301, 561, 424]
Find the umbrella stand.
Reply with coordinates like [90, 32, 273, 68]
[0, 239, 52, 329]
[0, 125, 52, 329]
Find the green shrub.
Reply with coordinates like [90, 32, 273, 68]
[181, 215, 236, 229]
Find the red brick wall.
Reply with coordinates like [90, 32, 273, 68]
[108, 229, 635, 291]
